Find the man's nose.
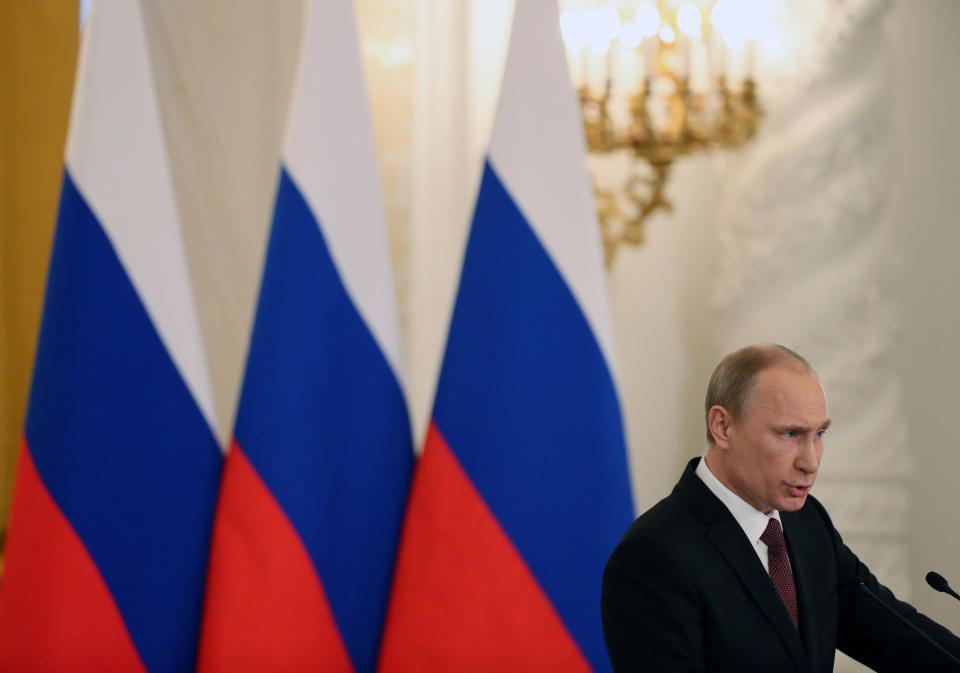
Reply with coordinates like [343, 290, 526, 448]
[796, 438, 819, 474]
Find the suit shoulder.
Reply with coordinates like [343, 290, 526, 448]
[620, 491, 695, 539]
[607, 491, 705, 570]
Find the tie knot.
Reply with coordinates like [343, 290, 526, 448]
[760, 518, 785, 549]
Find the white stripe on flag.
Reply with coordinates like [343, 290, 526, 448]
[65, 0, 219, 442]
[283, 0, 405, 388]
[487, 0, 619, 383]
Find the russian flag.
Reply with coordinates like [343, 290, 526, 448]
[377, 1, 634, 672]
[195, 1, 413, 672]
[0, 2, 223, 673]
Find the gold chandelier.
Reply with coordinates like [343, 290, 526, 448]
[561, 1, 763, 265]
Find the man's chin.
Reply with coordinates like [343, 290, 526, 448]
[779, 494, 808, 512]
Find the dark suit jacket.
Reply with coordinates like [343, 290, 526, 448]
[601, 458, 960, 672]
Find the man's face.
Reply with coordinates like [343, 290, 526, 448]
[721, 366, 830, 513]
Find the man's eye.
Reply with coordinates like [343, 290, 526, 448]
[816, 430, 826, 439]
[782, 431, 795, 439]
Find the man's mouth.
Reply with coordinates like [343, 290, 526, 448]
[787, 484, 811, 497]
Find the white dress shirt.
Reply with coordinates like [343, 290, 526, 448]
[695, 455, 785, 573]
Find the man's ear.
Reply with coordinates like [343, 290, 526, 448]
[707, 405, 734, 448]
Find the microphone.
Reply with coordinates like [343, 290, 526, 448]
[926, 571, 960, 603]
[855, 578, 960, 668]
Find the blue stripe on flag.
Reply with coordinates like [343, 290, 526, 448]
[25, 171, 223, 673]
[235, 168, 413, 673]
[433, 160, 634, 673]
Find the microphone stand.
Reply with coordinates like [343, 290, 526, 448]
[856, 579, 960, 669]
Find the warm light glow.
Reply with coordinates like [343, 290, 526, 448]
[710, 1, 733, 35]
[677, 2, 702, 38]
[560, 10, 586, 51]
[720, 22, 745, 48]
[742, 0, 781, 59]
[618, 23, 643, 50]
[742, 0, 773, 41]
[596, 6, 622, 38]
[659, 26, 675, 44]
[589, 39, 613, 56]
[714, 1, 748, 48]
[583, 9, 615, 55]
[635, 3, 660, 38]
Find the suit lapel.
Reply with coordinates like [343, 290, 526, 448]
[676, 459, 811, 673]
[707, 519, 810, 671]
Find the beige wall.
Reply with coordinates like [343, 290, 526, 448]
[890, 0, 960, 631]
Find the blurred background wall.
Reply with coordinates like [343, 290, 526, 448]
[891, 0, 960, 640]
[0, 1, 957, 666]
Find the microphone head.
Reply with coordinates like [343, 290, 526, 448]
[926, 571, 950, 592]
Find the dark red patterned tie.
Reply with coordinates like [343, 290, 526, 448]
[761, 518, 799, 628]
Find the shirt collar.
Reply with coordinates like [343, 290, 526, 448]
[695, 455, 782, 548]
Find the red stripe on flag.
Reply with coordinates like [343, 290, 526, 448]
[0, 440, 147, 673]
[197, 442, 355, 673]
[377, 422, 593, 673]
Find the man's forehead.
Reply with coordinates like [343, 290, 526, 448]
[749, 366, 828, 417]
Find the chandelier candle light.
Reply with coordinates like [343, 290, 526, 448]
[560, 1, 763, 265]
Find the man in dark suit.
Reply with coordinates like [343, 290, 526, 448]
[601, 344, 960, 672]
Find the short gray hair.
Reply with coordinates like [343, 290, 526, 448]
[704, 344, 814, 443]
